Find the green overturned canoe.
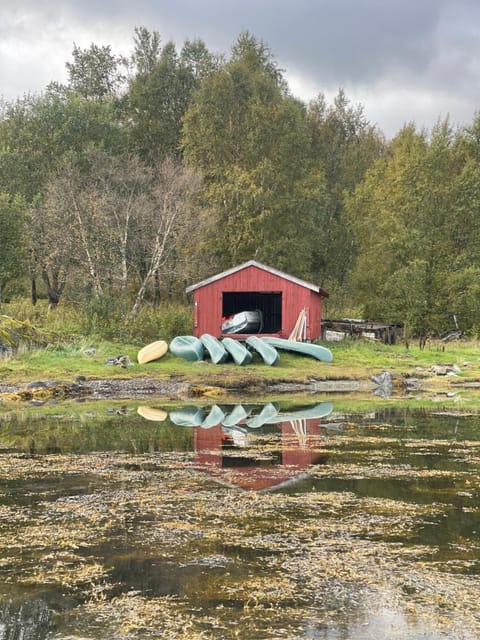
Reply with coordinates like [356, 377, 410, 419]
[170, 335, 204, 361]
[246, 336, 279, 366]
[221, 337, 253, 366]
[262, 337, 333, 363]
[200, 333, 229, 364]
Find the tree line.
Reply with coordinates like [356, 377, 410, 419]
[1, 27, 479, 336]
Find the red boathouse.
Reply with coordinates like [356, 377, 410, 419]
[185, 260, 329, 340]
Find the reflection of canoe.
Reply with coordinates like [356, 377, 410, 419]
[170, 405, 225, 429]
[246, 402, 281, 428]
[169, 406, 205, 426]
[263, 402, 333, 424]
[201, 404, 226, 429]
[137, 340, 168, 364]
[221, 338, 253, 366]
[261, 337, 333, 363]
[137, 406, 168, 421]
[222, 310, 263, 334]
[246, 336, 279, 366]
[200, 334, 229, 364]
[170, 336, 204, 361]
[222, 404, 252, 427]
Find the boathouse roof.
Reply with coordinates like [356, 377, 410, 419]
[186, 260, 329, 297]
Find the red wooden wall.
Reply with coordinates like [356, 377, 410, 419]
[191, 263, 326, 339]
[194, 419, 327, 491]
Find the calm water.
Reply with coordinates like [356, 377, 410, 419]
[0, 400, 479, 639]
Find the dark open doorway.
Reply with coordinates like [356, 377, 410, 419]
[222, 292, 282, 333]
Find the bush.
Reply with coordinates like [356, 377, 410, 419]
[127, 304, 193, 343]
[0, 297, 194, 344]
[80, 296, 127, 340]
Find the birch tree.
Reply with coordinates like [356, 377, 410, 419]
[128, 157, 202, 318]
[37, 149, 202, 312]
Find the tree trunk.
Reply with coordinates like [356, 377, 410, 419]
[41, 268, 66, 309]
[31, 277, 38, 305]
[153, 270, 161, 307]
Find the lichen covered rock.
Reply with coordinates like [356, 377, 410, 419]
[0, 315, 53, 355]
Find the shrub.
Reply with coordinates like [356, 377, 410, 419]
[1, 296, 194, 343]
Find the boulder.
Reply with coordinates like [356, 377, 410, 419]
[0, 315, 53, 354]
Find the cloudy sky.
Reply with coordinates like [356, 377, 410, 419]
[1, 0, 480, 138]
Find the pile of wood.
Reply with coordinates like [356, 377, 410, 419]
[289, 308, 307, 341]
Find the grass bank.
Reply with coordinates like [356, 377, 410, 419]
[1, 335, 479, 387]
[2, 300, 479, 393]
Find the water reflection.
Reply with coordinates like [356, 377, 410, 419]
[140, 401, 334, 492]
[0, 598, 51, 640]
[1, 403, 480, 639]
[0, 399, 338, 459]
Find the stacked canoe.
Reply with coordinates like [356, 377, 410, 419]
[138, 334, 333, 366]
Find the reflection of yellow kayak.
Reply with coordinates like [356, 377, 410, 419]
[137, 406, 168, 421]
[137, 340, 168, 364]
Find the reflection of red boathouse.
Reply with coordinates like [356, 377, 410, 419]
[194, 419, 327, 492]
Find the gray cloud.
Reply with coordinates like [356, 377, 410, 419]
[1, 0, 479, 136]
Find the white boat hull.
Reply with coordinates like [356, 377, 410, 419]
[222, 310, 263, 334]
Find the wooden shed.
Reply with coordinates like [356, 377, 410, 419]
[185, 260, 329, 340]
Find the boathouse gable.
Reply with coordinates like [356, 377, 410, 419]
[186, 260, 328, 340]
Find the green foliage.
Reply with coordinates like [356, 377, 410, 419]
[65, 43, 126, 100]
[126, 34, 217, 163]
[80, 296, 127, 340]
[0, 90, 126, 202]
[129, 304, 193, 342]
[0, 193, 27, 298]
[345, 121, 480, 336]
[1, 297, 192, 344]
[307, 90, 386, 285]
[3, 28, 480, 335]
[182, 33, 327, 281]
[0, 314, 53, 349]
[65, 298, 193, 343]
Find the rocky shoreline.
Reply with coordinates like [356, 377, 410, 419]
[0, 373, 421, 402]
